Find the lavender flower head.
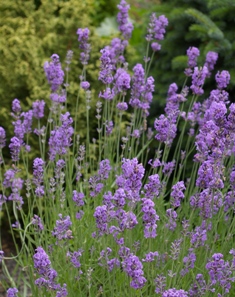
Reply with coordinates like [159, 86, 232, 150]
[44, 54, 64, 92]
[6, 288, 18, 297]
[77, 28, 91, 65]
[0, 127, 6, 149]
[162, 288, 188, 297]
[204, 51, 218, 74]
[185, 47, 200, 76]
[52, 214, 72, 242]
[32, 100, 45, 119]
[215, 70, 230, 89]
[190, 66, 208, 95]
[117, 0, 134, 40]
[12, 99, 21, 115]
[146, 13, 168, 47]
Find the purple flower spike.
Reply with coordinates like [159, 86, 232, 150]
[52, 214, 72, 243]
[162, 288, 188, 297]
[6, 288, 18, 297]
[44, 54, 64, 92]
[117, 0, 134, 40]
[77, 28, 91, 65]
[187, 47, 200, 68]
[190, 66, 208, 95]
[204, 51, 218, 74]
[9, 137, 21, 162]
[215, 70, 230, 89]
[0, 127, 6, 149]
[32, 100, 45, 119]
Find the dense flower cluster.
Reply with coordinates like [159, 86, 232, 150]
[33, 247, 68, 296]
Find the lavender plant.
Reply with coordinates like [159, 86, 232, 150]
[1, 0, 235, 296]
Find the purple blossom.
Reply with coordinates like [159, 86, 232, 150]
[0, 127, 6, 149]
[32, 214, 44, 231]
[52, 214, 72, 242]
[117, 210, 138, 231]
[113, 68, 131, 94]
[77, 28, 91, 65]
[154, 114, 177, 146]
[187, 47, 200, 68]
[73, 191, 85, 207]
[190, 224, 207, 248]
[129, 63, 145, 108]
[33, 157, 45, 197]
[117, 102, 128, 111]
[204, 51, 218, 75]
[117, 0, 134, 40]
[0, 250, 4, 262]
[165, 208, 177, 231]
[162, 288, 188, 297]
[206, 253, 235, 294]
[32, 100, 45, 119]
[146, 13, 168, 42]
[142, 198, 159, 238]
[142, 251, 159, 262]
[0, 194, 7, 210]
[50, 89, 66, 103]
[98, 47, 114, 86]
[48, 112, 74, 160]
[116, 158, 145, 202]
[181, 249, 196, 276]
[98, 159, 112, 180]
[9, 136, 21, 162]
[12, 99, 21, 115]
[190, 66, 208, 95]
[80, 81, 90, 90]
[34, 247, 68, 295]
[151, 42, 161, 51]
[3, 169, 16, 188]
[215, 70, 230, 89]
[122, 253, 146, 289]
[6, 288, 18, 297]
[189, 274, 208, 297]
[44, 54, 64, 92]
[170, 181, 186, 208]
[67, 249, 83, 268]
[94, 205, 110, 236]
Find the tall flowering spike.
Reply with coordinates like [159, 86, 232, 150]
[98, 47, 114, 85]
[146, 13, 168, 51]
[113, 67, 131, 95]
[206, 253, 235, 293]
[117, 0, 134, 40]
[32, 100, 45, 119]
[190, 66, 208, 95]
[130, 63, 145, 108]
[98, 159, 112, 180]
[12, 99, 21, 115]
[44, 54, 64, 92]
[33, 158, 45, 197]
[9, 137, 21, 162]
[121, 253, 147, 289]
[204, 51, 218, 76]
[170, 181, 186, 208]
[154, 114, 177, 146]
[141, 198, 159, 238]
[185, 47, 200, 76]
[77, 28, 91, 65]
[34, 247, 68, 295]
[116, 158, 145, 202]
[215, 70, 230, 89]
[52, 214, 72, 243]
[162, 288, 188, 297]
[0, 127, 6, 149]
[6, 288, 19, 297]
[48, 112, 74, 160]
